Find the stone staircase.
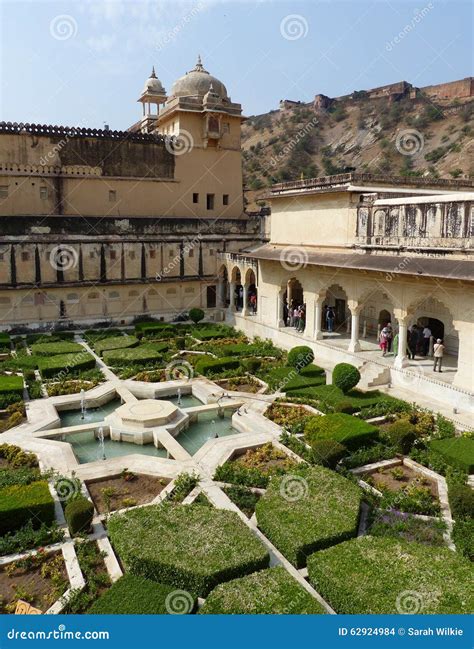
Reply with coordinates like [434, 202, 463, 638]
[358, 362, 391, 389]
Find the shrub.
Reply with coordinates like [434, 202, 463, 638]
[30, 341, 84, 356]
[65, 496, 94, 536]
[452, 519, 474, 561]
[199, 567, 325, 614]
[0, 466, 41, 488]
[382, 420, 416, 453]
[242, 357, 262, 374]
[0, 521, 64, 556]
[305, 413, 379, 451]
[430, 437, 474, 473]
[0, 481, 55, 535]
[222, 485, 260, 518]
[369, 510, 446, 547]
[310, 439, 347, 468]
[0, 444, 38, 468]
[88, 574, 194, 614]
[103, 344, 166, 367]
[342, 443, 398, 469]
[108, 504, 269, 597]
[175, 336, 186, 350]
[334, 399, 355, 414]
[94, 336, 139, 354]
[38, 352, 95, 378]
[332, 363, 361, 393]
[256, 466, 362, 567]
[307, 536, 473, 614]
[189, 308, 205, 324]
[287, 346, 314, 369]
[195, 356, 240, 376]
[448, 483, 474, 520]
[265, 365, 325, 392]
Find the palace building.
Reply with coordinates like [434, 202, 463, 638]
[218, 173, 474, 408]
[0, 57, 261, 327]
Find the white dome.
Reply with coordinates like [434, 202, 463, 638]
[170, 56, 228, 100]
[142, 67, 166, 96]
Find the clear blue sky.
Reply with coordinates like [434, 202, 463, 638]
[0, 0, 472, 129]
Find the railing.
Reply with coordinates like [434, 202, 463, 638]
[0, 121, 167, 144]
[271, 172, 474, 193]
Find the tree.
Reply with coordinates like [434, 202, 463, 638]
[189, 308, 205, 324]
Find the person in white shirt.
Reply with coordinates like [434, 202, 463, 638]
[422, 326, 432, 356]
[433, 338, 444, 372]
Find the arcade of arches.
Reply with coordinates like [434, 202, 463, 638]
[217, 257, 472, 395]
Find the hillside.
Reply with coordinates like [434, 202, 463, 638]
[241, 94, 474, 209]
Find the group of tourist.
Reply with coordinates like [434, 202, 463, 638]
[379, 322, 445, 372]
[234, 286, 257, 314]
[283, 301, 306, 332]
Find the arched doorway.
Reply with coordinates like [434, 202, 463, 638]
[230, 266, 242, 311]
[245, 268, 257, 315]
[322, 284, 349, 333]
[283, 278, 304, 328]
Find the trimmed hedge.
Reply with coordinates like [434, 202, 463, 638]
[305, 413, 379, 451]
[307, 536, 473, 614]
[0, 374, 23, 398]
[430, 437, 474, 474]
[199, 567, 325, 614]
[108, 504, 269, 597]
[265, 365, 325, 392]
[193, 326, 237, 340]
[65, 496, 94, 536]
[103, 343, 167, 366]
[94, 336, 139, 354]
[189, 308, 205, 324]
[448, 483, 474, 521]
[332, 363, 361, 393]
[88, 574, 193, 614]
[311, 439, 347, 468]
[30, 341, 84, 356]
[255, 467, 362, 568]
[38, 352, 95, 378]
[0, 481, 55, 535]
[287, 346, 314, 369]
[195, 356, 240, 376]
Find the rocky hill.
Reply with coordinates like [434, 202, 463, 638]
[241, 93, 474, 209]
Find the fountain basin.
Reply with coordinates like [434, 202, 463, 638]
[114, 399, 178, 429]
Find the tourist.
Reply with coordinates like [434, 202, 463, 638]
[298, 305, 306, 332]
[385, 322, 393, 353]
[379, 326, 389, 356]
[416, 326, 425, 355]
[250, 293, 257, 314]
[433, 338, 444, 372]
[293, 306, 300, 330]
[326, 307, 335, 332]
[422, 325, 432, 356]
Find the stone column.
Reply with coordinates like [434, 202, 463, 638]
[277, 289, 286, 327]
[242, 284, 250, 316]
[304, 293, 315, 338]
[452, 323, 471, 391]
[348, 302, 362, 353]
[393, 310, 409, 369]
[229, 281, 236, 311]
[314, 297, 324, 340]
[216, 279, 225, 308]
